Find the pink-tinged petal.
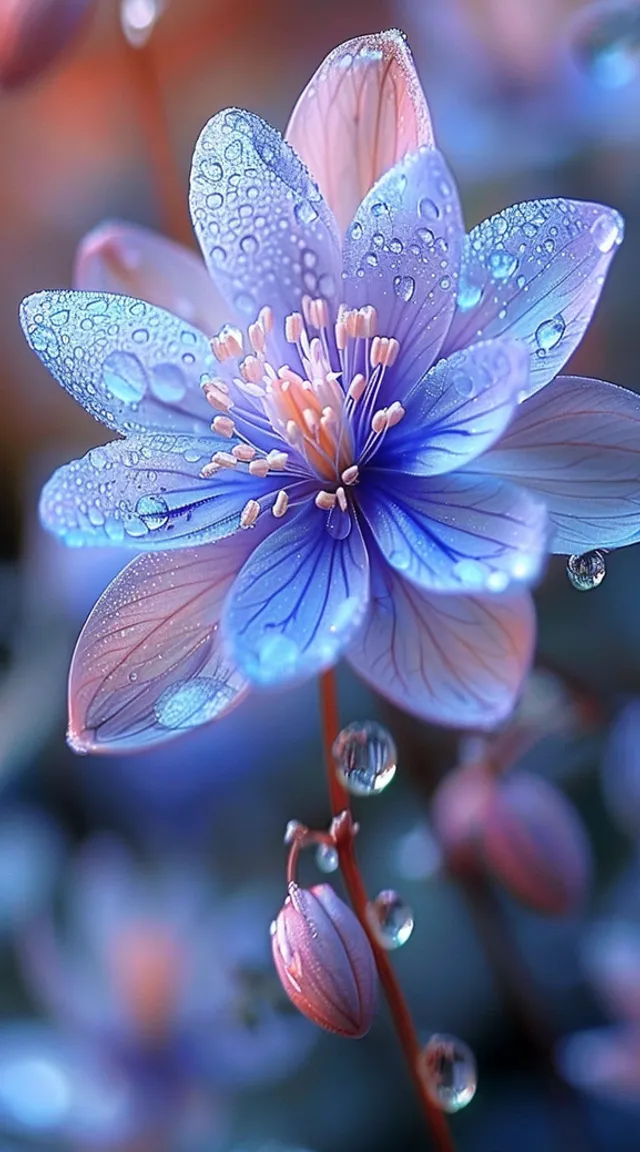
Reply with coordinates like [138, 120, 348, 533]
[346, 563, 535, 729]
[223, 503, 370, 688]
[189, 109, 341, 329]
[271, 883, 377, 1038]
[474, 376, 640, 552]
[442, 199, 624, 399]
[20, 291, 213, 436]
[40, 435, 284, 549]
[0, 0, 95, 89]
[343, 148, 463, 405]
[285, 29, 434, 235]
[67, 531, 270, 753]
[430, 762, 496, 871]
[556, 1026, 640, 1104]
[74, 221, 229, 333]
[481, 772, 592, 915]
[359, 471, 547, 594]
[377, 338, 529, 476]
[582, 921, 640, 1024]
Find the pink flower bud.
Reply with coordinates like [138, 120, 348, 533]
[0, 0, 95, 90]
[481, 771, 592, 915]
[430, 761, 496, 870]
[271, 882, 377, 1038]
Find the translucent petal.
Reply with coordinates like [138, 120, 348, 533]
[359, 471, 547, 594]
[73, 220, 229, 333]
[474, 375, 640, 552]
[346, 561, 535, 728]
[189, 108, 341, 328]
[443, 199, 624, 398]
[286, 29, 434, 235]
[378, 338, 529, 476]
[20, 290, 214, 435]
[67, 532, 266, 752]
[40, 434, 283, 549]
[223, 503, 369, 687]
[343, 147, 463, 409]
[556, 1026, 640, 1103]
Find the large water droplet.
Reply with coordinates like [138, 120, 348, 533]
[418, 196, 440, 219]
[349, 221, 363, 240]
[591, 211, 623, 253]
[566, 549, 607, 591]
[102, 351, 148, 404]
[393, 275, 415, 302]
[315, 844, 339, 874]
[294, 200, 319, 226]
[135, 494, 169, 530]
[488, 250, 518, 280]
[456, 281, 482, 313]
[571, 0, 640, 89]
[451, 370, 475, 398]
[418, 1034, 477, 1113]
[150, 363, 186, 403]
[535, 315, 566, 352]
[367, 890, 414, 949]
[121, 0, 164, 47]
[155, 675, 237, 729]
[332, 720, 397, 796]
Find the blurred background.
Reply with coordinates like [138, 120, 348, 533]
[2, 0, 640, 1148]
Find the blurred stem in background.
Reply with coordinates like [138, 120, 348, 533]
[319, 670, 456, 1152]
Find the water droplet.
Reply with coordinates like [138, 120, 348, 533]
[393, 275, 415, 302]
[332, 720, 397, 796]
[418, 197, 440, 219]
[572, 0, 640, 89]
[150, 363, 186, 403]
[371, 201, 388, 217]
[31, 325, 59, 356]
[349, 221, 363, 240]
[452, 370, 475, 398]
[591, 211, 623, 253]
[121, 0, 164, 47]
[316, 844, 339, 873]
[50, 309, 70, 326]
[135, 494, 169, 530]
[417, 226, 435, 246]
[418, 1034, 477, 1113]
[488, 250, 518, 280]
[535, 315, 566, 352]
[456, 281, 482, 312]
[566, 549, 607, 591]
[284, 819, 303, 845]
[102, 351, 148, 404]
[234, 290, 257, 315]
[389, 238, 403, 254]
[367, 890, 414, 949]
[155, 674, 237, 730]
[294, 200, 319, 226]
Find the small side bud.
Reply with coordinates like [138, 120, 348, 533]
[271, 882, 377, 1038]
[481, 771, 592, 915]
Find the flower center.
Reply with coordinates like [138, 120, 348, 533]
[202, 296, 405, 526]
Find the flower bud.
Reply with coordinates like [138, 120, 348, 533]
[430, 761, 495, 871]
[271, 882, 377, 1038]
[481, 771, 591, 915]
[0, 0, 95, 90]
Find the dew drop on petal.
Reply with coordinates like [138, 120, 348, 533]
[294, 200, 319, 226]
[349, 221, 363, 240]
[155, 675, 237, 730]
[316, 844, 339, 873]
[134, 495, 169, 530]
[566, 549, 607, 591]
[488, 250, 518, 280]
[332, 721, 397, 797]
[393, 275, 416, 302]
[150, 363, 187, 404]
[418, 1034, 478, 1113]
[367, 890, 414, 949]
[102, 351, 148, 404]
[535, 315, 566, 352]
[418, 196, 440, 220]
[456, 282, 483, 313]
[590, 211, 623, 253]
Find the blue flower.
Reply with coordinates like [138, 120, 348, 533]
[21, 30, 640, 751]
[0, 838, 311, 1146]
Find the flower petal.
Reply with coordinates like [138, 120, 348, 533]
[67, 531, 267, 752]
[347, 561, 535, 728]
[343, 147, 463, 403]
[474, 375, 640, 552]
[223, 503, 369, 687]
[378, 338, 529, 476]
[442, 199, 624, 398]
[74, 220, 229, 333]
[359, 471, 547, 594]
[556, 1026, 640, 1104]
[285, 30, 434, 235]
[40, 435, 283, 549]
[20, 290, 214, 435]
[189, 109, 341, 329]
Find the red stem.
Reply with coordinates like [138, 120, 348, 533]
[319, 671, 456, 1152]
